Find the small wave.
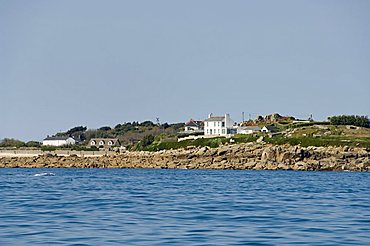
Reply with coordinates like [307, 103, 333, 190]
[34, 173, 56, 177]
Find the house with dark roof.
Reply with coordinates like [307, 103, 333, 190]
[42, 136, 76, 146]
[184, 119, 204, 132]
[204, 113, 235, 136]
[89, 138, 121, 150]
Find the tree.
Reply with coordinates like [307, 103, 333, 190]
[141, 134, 155, 147]
[140, 121, 155, 127]
[0, 138, 26, 148]
[66, 126, 87, 135]
[26, 141, 41, 148]
[328, 115, 369, 128]
[99, 126, 112, 131]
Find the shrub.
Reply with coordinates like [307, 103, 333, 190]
[41, 146, 57, 151]
[0, 138, 26, 148]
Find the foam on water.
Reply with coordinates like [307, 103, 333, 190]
[33, 172, 55, 177]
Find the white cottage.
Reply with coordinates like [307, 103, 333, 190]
[42, 136, 76, 146]
[204, 113, 235, 136]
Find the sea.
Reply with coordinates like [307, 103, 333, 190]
[0, 168, 369, 245]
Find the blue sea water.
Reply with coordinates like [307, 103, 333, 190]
[0, 169, 370, 245]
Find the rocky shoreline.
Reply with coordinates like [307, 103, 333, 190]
[1, 143, 369, 171]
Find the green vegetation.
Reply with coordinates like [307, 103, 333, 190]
[265, 124, 370, 148]
[0, 138, 41, 148]
[290, 121, 330, 128]
[141, 137, 229, 151]
[83, 121, 184, 147]
[50, 121, 184, 148]
[265, 136, 370, 148]
[135, 134, 259, 151]
[328, 115, 369, 128]
[40, 145, 57, 151]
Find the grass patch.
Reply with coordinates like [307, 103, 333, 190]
[265, 135, 370, 148]
[144, 137, 229, 151]
[142, 134, 259, 151]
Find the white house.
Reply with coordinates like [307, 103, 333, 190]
[237, 126, 261, 134]
[42, 136, 76, 146]
[204, 113, 235, 136]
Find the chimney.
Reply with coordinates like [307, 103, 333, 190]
[208, 113, 213, 118]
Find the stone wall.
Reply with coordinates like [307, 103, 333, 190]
[0, 149, 115, 157]
[0, 143, 369, 171]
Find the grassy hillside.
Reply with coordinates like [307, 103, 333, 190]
[265, 125, 370, 148]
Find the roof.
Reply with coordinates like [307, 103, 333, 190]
[90, 138, 119, 142]
[185, 119, 204, 127]
[204, 116, 225, 122]
[43, 136, 72, 141]
[263, 125, 277, 131]
[240, 126, 261, 131]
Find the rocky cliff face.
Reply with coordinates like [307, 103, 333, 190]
[1, 143, 369, 171]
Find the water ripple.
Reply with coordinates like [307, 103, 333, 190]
[0, 169, 369, 245]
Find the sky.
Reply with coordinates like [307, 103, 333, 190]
[1, 0, 370, 141]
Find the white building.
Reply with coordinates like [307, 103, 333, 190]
[42, 136, 76, 146]
[237, 126, 261, 134]
[184, 119, 204, 132]
[204, 113, 235, 136]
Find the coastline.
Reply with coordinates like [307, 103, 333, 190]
[0, 143, 369, 171]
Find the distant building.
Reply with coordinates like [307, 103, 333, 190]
[292, 120, 311, 124]
[184, 119, 204, 132]
[204, 113, 235, 136]
[89, 138, 121, 150]
[42, 136, 76, 146]
[237, 126, 261, 134]
[261, 125, 277, 133]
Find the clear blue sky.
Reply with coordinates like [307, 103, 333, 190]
[1, 0, 369, 141]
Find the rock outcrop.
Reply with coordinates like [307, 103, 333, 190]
[0, 143, 369, 171]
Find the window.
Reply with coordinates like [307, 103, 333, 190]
[108, 141, 113, 145]
[210, 129, 212, 135]
[222, 129, 225, 134]
[99, 141, 105, 146]
[222, 122, 225, 127]
[91, 140, 96, 145]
